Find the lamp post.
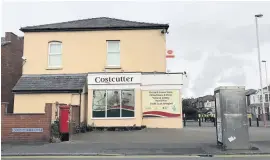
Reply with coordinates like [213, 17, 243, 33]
[255, 14, 267, 127]
[262, 60, 270, 120]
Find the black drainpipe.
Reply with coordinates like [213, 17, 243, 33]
[79, 91, 82, 127]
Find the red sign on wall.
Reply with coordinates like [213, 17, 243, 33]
[166, 50, 175, 58]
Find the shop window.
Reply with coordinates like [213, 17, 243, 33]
[107, 90, 121, 117]
[48, 41, 62, 68]
[92, 90, 106, 117]
[121, 90, 135, 117]
[106, 41, 120, 67]
[92, 89, 135, 118]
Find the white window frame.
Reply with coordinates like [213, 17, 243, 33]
[48, 41, 62, 68]
[92, 89, 135, 119]
[106, 40, 120, 67]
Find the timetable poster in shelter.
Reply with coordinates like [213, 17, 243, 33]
[142, 90, 181, 118]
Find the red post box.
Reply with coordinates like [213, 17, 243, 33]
[59, 105, 70, 134]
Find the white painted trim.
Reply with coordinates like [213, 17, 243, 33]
[91, 117, 135, 120]
[89, 85, 182, 90]
[88, 84, 141, 90]
[106, 40, 120, 67]
[105, 90, 108, 117]
[120, 89, 122, 117]
[48, 41, 62, 68]
[141, 85, 183, 90]
[88, 72, 142, 75]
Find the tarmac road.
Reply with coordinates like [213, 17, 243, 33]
[2, 155, 270, 160]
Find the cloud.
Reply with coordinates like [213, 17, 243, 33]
[218, 67, 247, 85]
[168, 22, 227, 61]
[180, 50, 204, 61]
[169, 22, 269, 96]
[217, 24, 270, 54]
[191, 53, 252, 97]
[168, 23, 270, 63]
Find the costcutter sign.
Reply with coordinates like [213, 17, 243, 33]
[88, 74, 141, 85]
[95, 76, 134, 83]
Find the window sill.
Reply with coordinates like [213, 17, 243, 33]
[105, 66, 121, 69]
[46, 67, 63, 70]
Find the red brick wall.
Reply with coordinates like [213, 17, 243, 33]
[1, 103, 52, 143]
[1, 32, 24, 113]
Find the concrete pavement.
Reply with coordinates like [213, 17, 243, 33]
[2, 127, 270, 156]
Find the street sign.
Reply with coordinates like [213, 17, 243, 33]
[12, 128, 43, 132]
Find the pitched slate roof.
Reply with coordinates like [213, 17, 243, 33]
[263, 85, 270, 91]
[13, 74, 87, 92]
[20, 17, 169, 32]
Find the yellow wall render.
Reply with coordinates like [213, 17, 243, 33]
[23, 30, 166, 74]
[142, 118, 183, 128]
[80, 93, 89, 123]
[14, 93, 80, 113]
[87, 88, 142, 127]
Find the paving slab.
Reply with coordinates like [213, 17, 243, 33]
[2, 127, 270, 156]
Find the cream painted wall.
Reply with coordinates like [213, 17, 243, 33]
[14, 93, 80, 113]
[87, 88, 142, 127]
[80, 93, 88, 123]
[142, 118, 183, 128]
[23, 30, 166, 74]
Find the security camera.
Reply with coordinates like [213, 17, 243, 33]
[22, 56, 27, 60]
[161, 29, 169, 34]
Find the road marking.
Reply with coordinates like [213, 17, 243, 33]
[214, 154, 270, 158]
[2, 155, 200, 159]
[2, 154, 270, 159]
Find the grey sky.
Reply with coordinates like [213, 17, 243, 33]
[2, 1, 270, 97]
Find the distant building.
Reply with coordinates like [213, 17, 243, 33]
[191, 95, 215, 113]
[197, 95, 214, 107]
[204, 100, 215, 114]
[1, 32, 24, 113]
[246, 86, 270, 120]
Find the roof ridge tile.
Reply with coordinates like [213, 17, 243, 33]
[20, 17, 169, 32]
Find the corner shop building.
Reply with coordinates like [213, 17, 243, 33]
[13, 72, 184, 129]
